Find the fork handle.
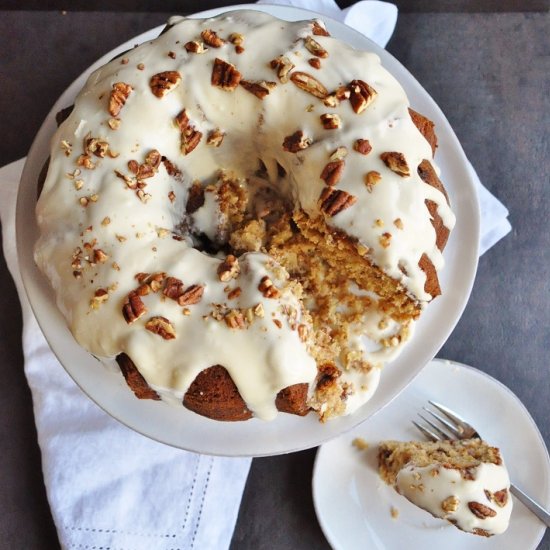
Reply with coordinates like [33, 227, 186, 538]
[510, 483, 550, 526]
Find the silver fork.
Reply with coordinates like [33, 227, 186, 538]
[413, 400, 550, 527]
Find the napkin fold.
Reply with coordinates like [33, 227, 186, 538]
[0, 2, 511, 549]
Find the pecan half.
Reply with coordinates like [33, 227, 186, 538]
[269, 56, 295, 83]
[312, 20, 330, 36]
[290, 71, 328, 99]
[320, 113, 341, 130]
[349, 79, 378, 114]
[163, 277, 184, 300]
[354, 138, 372, 155]
[145, 316, 176, 340]
[468, 501, 497, 519]
[201, 29, 225, 48]
[109, 82, 133, 117]
[304, 36, 328, 58]
[240, 80, 276, 100]
[177, 284, 205, 306]
[319, 187, 357, 216]
[150, 71, 182, 98]
[320, 159, 345, 186]
[380, 151, 410, 177]
[258, 275, 280, 299]
[282, 130, 312, 153]
[211, 58, 242, 90]
[122, 292, 147, 324]
[217, 255, 240, 282]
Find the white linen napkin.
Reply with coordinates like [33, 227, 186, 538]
[0, 3, 511, 549]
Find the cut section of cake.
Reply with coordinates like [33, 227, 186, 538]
[378, 439, 513, 536]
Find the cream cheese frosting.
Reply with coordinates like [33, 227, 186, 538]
[35, 11, 455, 420]
[396, 462, 513, 535]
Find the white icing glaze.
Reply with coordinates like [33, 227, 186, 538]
[396, 462, 513, 535]
[35, 11, 454, 420]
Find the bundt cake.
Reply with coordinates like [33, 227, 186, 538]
[378, 439, 513, 536]
[34, 11, 455, 421]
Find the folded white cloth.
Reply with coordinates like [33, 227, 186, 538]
[0, 2, 511, 549]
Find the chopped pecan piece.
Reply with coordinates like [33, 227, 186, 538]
[304, 36, 328, 58]
[163, 277, 184, 300]
[379, 232, 392, 248]
[468, 501, 497, 519]
[175, 109, 203, 155]
[240, 80, 276, 100]
[206, 128, 225, 147]
[145, 149, 161, 169]
[320, 113, 341, 129]
[282, 130, 312, 153]
[211, 58, 242, 90]
[364, 170, 381, 191]
[298, 324, 309, 342]
[90, 288, 109, 309]
[330, 146, 348, 161]
[485, 488, 509, 508]
[441, 495, 460, 513]
[177, 284, 205, 306]
[85, 136, 109, 158]
[323, 85, 350, 107]
[145, 316, 176, 340]
[258, 276, 280, 299]
[122, 292, 147, 324]
[136, 163, 155, 180]
[312, 20, 330, 36]
[201, 29, 225, 48]
[349, 79, 378, 114]
[109, 82, 133, 117]
[380, 151, 410, 177]
[319, 187, 357, 216]
[354, 138, 372, 155]
[269, 55, 295, 83]
[320, 159, 345, 186]
[150, 71, 182, 98]
[308, 58, 321, 70]
[184, 40, 207, 53]
[93, 248, 109, 263]
[227, 287, 242, 300]
[217, 255, 240, 282]
[163, 157, 181, 177]
[290, 71, 328, 99]
[225, 309, 246, 329]
[228, 32, 244, 45]
[127, 159, 139, 174]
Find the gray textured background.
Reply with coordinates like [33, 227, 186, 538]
[0, 4, 548, 549]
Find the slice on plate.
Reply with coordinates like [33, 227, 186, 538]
[378, 439, 513, 536]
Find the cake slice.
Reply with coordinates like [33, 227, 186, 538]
[378, 439, 513, 536]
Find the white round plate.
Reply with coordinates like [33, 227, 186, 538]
[313, 359, 550, 549]
[16, 5, 479, 456]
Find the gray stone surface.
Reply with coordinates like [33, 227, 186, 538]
[0, 8, 548, 550]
